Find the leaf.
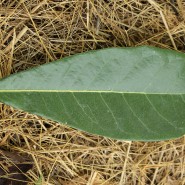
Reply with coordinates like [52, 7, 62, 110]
[0, 46, 185, 141]
[35, 176, 43, 185]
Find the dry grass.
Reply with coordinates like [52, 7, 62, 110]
[0, 0, 185, 184]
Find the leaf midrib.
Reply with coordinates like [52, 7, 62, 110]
[0, 90, 184, 95]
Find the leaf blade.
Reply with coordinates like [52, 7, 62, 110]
[0, 46, 185, 141]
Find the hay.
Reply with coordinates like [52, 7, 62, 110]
[0, 0, 185, 184]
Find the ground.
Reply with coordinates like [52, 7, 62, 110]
[0, 0, 185, 185]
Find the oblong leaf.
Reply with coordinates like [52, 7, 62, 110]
[0, 46, 185, 141]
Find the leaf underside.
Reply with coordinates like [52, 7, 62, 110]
[0, 46, 185, 141]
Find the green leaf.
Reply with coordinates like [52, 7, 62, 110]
[0, 46, 185, 141]
[35, 176, 43, 185]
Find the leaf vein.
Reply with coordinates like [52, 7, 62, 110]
[99, 93, 129, 134]
[122, 94, 155, 133]
[145, 94, 177, 129]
